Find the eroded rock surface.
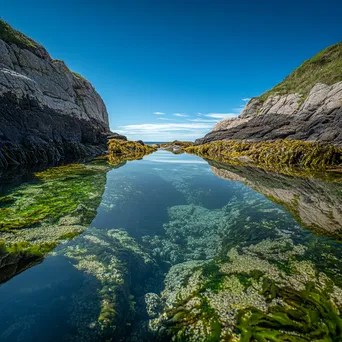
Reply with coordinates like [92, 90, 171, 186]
[0, 22, 114, 167]
[198, 81, 342, 146]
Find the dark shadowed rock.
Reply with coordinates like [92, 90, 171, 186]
[0, 20, 125, 167]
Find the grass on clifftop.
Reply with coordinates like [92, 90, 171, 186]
[72, 71, 87, 81]
[0, 18, 40, 51]
[259, 42, 342, 102]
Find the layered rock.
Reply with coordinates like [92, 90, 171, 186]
[0, 20, 113, 167]
[196, 42, 342, 146]
[209, 160, 342, 239]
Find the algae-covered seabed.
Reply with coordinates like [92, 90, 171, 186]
[0, 150, 342, 341]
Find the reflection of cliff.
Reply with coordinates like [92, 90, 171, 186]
[0, 162, 113, 284]
[209, 161, 342, 239]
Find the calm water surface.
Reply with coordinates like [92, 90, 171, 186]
[0, 150, 342, 341]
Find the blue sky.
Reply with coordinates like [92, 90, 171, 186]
[2, 0, 342, 141]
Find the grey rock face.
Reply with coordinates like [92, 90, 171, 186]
[196, 82, 342, 146]
[0, 34, 117, 167]
[0, 40, 109, 126]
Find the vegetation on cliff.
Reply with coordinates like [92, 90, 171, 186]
[107, 139, 157, 165]
[186, 139, 342, 175]
[259, 41, 342, 102]
[0, 18, 45, 55]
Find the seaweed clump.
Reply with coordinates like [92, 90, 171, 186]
[107, 139, 157, 165]
[186, 139, 342, 174]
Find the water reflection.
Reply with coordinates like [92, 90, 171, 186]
[0, 151, 342, 341]
[209, 160, 342, 239]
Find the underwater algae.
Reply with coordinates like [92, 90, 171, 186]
[0, 162, 111, 282]
[1, 150, 342, 341]
[143, 189, 342, 341]
[54, 227, 160, 340]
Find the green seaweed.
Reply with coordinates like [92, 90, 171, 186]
[237, 285, 342, 341]
[0, 163, 109, 231]
[186, 139, 342, 177]
[107, 139, 157, 165]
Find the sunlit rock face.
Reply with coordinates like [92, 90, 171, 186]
[0, 162, 111, 283]
[196, 84, 342, 146]
[196, 42, 342, 146]
[210, 161, 342, 239]
[0, 20, 113, 167]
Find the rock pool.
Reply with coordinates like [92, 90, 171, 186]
[0, 150, 342, 341]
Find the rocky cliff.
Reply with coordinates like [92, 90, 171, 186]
[196, 42, 342, 147]
[0, 20, 112, 168]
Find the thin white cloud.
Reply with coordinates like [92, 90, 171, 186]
[205, 113, 238, 119]
[118, 123, 212, 132]
[157, 117, 171, 120]
[153, 111, 165, 115]
[113, 122, 214, 141]
[188, 118, 218, 123]
[173, 113, 188, 117]
[242, 98, 251, 102]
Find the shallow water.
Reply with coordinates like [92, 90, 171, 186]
[1, 150, 342, 341]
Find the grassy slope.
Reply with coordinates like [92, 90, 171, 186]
[0, 18, 41, 51]
[259, 42, 342, 102]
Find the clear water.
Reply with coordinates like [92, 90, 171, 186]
[1, 150, 342, 341]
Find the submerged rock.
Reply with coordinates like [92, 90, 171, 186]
[56, 227, 160, 341]
[0, 162, 111, 282]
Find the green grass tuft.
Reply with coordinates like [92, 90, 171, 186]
[0, 18, 39, 51]
[259, 42, 342, 102]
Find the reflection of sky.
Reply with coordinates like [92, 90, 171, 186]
[142, 149, 207, 164]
